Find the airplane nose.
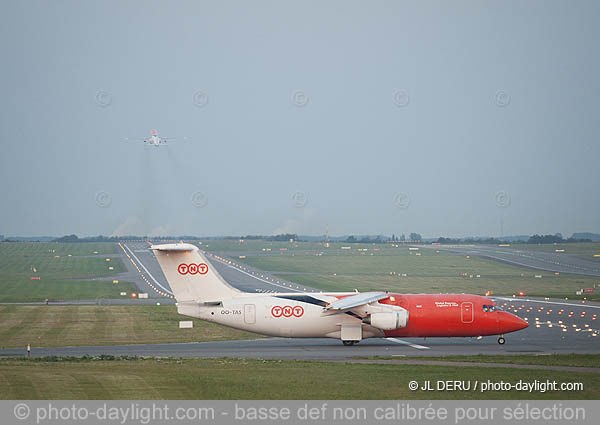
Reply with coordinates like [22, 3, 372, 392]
[498, 311, 529, 333]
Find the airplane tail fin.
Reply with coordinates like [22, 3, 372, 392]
[151, 243, 241, 303]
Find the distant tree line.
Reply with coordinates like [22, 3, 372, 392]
[571, 232, 600, 242]
[51, 234, 203, 242]
[436, 237, 506, 245]
[435, 233, 592, 245]
[409, 233, 422, 242]
[52, 234, 121, 243]
[38, 232, 598, 245]
[527, 234, 591, 244]
[344, 235, 385, 243]
[264, 233, 299, 241]
[226, 234, 300, 242]
[344, 233, 422, 243]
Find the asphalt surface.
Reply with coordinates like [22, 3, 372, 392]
[1, 326, 599, 360]
[2, 241, 599, 359]
[33, 241, 319, 306]
[1, 296, 598, 359]
[422, 244, 600, 277]
[0, 299, 174, 306]
[119, 241, 319, 296]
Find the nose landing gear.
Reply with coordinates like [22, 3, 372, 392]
[342, 340, 359, 346]
[498, 336, 505, 345]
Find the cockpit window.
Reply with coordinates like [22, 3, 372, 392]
[483, 304, 497, 312]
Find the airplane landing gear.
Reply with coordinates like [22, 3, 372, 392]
[342, 340, 359, 346]
[498, 336, 505, 345]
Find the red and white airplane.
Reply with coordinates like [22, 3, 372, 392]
[151, 243, 528, 345]
[126, 129, 177, 147]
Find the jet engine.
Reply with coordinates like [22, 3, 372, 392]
[363, 309, 409, 330]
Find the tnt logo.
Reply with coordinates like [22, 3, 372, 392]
[271, 305, 304, 318]
[178, 263, 209, 275]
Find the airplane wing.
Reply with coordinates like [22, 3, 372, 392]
[163, 136, 191, 142]
[150, 243, 197, 252]
[124, 137, 147, 142]
[324, 292, 389, 311]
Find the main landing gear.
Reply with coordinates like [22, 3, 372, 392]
[497, 335, 505, 345]
[342, 340, 360, 346]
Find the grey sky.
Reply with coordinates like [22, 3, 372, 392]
[1, 0, 599, 238]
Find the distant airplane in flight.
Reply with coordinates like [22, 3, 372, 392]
[125, 129, 183, 147]
[151, 243, 528, 346]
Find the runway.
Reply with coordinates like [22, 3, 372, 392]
[115, 242, 600, 359]
[0, 241, 320, 307]
[3, 241, 597, 359]
[117, 241, 600, 301]
[422, 244, 600, 277]
[1, 296, 598, 359]
[116, 241, 319, 300]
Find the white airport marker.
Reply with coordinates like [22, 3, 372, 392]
[495, 297, 600, 310]
[386, 338, 430, 350]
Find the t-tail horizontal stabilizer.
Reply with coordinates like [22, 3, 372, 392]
[150, 243, 240, 303]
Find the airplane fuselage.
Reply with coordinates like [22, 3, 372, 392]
[151, 243, 528, 345]
[176, 292, 527, 340]
[150, 134, 161, 146]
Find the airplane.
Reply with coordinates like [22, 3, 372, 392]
[151, 243, 528, 346]
[125, 129, 179, 147]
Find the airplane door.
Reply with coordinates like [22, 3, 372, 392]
[461, 302, 473, 323]
[244, 304, 256, 324]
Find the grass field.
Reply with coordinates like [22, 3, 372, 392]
[358, 354, 600, 368]
[227, 244, 599, 300]
[0, 242, 135, 302]
[0, 357, 597, 399]
[0, 305, 258, 348]
[4, 240, 597, 302]
[1, 240, 599, 349]
[201, 239, 327, 253]
[207, 239, 600, 258]
[507, 242, 600, 256]
[0, 241, 598, 401]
